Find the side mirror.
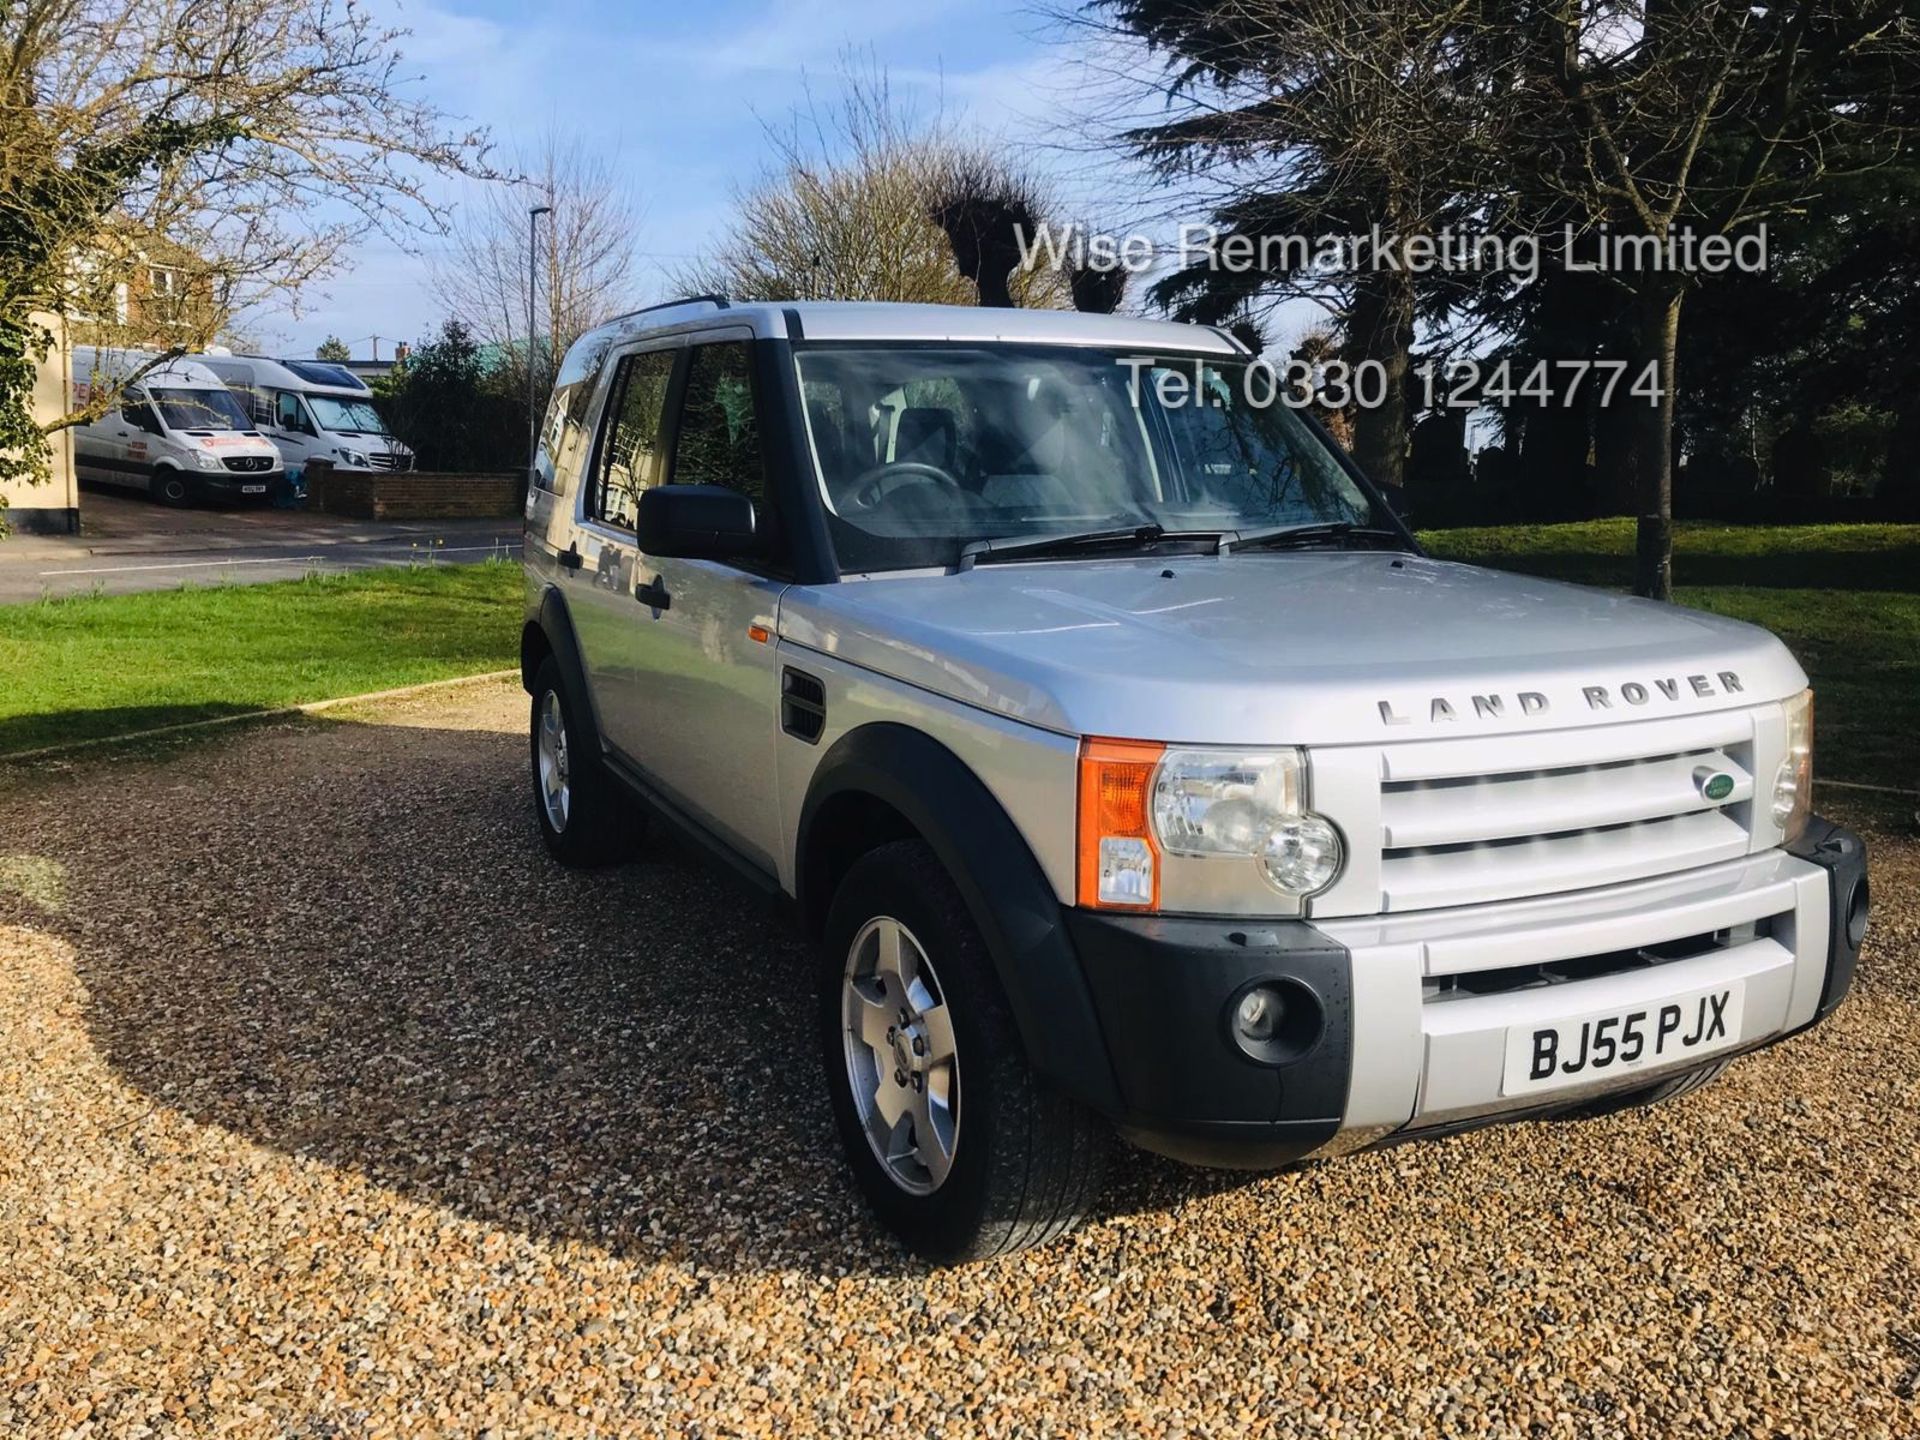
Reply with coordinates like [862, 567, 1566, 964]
[636, 484, 759, 560]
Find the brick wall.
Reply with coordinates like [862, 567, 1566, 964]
[306, 465, 522, 520]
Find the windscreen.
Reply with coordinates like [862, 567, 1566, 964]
[306, 394, 390, 435]
[150, 387, 255, 432]
[794, 345, 1382, 572]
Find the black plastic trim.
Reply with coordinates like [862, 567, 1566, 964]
[1064, 910, 1352, 1167]
[756, 334, 839, 584]
[780, 667, 826, 742]
[796, 723, 1122, 1113]
[522, 587, 607, 762]
[1787, 814, 1870, 1022]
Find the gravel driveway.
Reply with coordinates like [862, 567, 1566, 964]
[2, 678, 1916, 1438]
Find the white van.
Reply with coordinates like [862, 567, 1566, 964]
[71, 348, 285, 505]
[195, 355, 415, 482]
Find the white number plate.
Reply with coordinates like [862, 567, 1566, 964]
[242, 484, 266, 494]
[1501, 982, 1745, 1096]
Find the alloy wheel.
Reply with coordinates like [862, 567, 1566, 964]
[536, 689, 571, 832]
[841, 916, 960, 1195]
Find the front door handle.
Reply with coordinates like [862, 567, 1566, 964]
[635, 576, 671, 611]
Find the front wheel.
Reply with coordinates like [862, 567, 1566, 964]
[820, 840, 1109, 1262]
[152, 468, 192, 505]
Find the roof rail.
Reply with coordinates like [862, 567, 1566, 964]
[612, 294, 731, 323]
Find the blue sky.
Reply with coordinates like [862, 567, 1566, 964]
[269, 0, 1110, 357]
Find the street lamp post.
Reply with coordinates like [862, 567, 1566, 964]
[526, 204, 552, 488]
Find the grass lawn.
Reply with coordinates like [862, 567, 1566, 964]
[1421, 520, 1920, 788]
[2, 523, 1911, 795]
[0, 560, 521, 756]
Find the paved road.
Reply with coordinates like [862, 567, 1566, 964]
[0, 487, 522, 602]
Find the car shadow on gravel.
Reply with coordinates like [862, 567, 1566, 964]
[40, 715, 1237, 1277]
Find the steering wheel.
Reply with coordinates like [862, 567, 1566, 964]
[846, 460, 964, 511]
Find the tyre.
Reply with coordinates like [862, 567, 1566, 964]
[528, 656, 637, 867]
[152, 468, 192, 506]
[1554, 1057, 1732, 1122]
[820, 840, 1109, 1262]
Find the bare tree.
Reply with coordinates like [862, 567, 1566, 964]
[431, 135, 646, 382]
[681, 64, 1070, 308]
[0, 0, 492, 504]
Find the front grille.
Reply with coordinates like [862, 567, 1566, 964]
[1376, 715, 1758, 913]
[222, 455, 274, 473]
[1423, 916, 1774, 1000]
[368, 451, 411, 471]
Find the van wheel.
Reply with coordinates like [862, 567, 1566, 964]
[152, 468, 192, 506]
[529, 656, 636, 866]
[820, 840, 1109, 1263]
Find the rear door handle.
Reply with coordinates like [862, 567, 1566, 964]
[635, 577, 671, 610]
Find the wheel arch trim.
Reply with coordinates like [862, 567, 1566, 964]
[522, 586, 605, 761]
[797, 722, 1123, 1114]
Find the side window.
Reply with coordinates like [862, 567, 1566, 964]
[122, 393, 159, 432]
[591, 349, 674, 529]
[672, 343, 764, 503]
[532, 381, 574, 493]
[275, 392, 309, 434]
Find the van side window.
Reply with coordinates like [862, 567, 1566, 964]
[121, 394, 160, 433]
[275, 392, 310, 435]
[672, 343, 764, 503]
[592, 350, 675, 530]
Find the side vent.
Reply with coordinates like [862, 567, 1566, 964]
[781, 668, 826, 743]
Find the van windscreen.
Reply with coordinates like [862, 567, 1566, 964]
[152, 387, 255, 432]
[306, 394, 390, 436]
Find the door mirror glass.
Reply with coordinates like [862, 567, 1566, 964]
[636, 484, 758, 559]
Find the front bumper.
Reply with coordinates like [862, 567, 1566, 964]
[1065, 816, 1868, 1168]
[199, 471, 285, 499]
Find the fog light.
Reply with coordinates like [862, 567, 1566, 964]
[1259, 815, 1343, 896]
[1226, 979, 1325, 1066]
[1235, 986, 1280, 1043]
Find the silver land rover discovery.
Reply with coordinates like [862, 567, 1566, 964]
[520, 298, 1869, 1261]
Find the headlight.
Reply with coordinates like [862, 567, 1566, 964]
[1260, 814, 1344, 896]
[194, 451, 221, 470]
[342, 449, 370, 467]
[1077, 743, 1345, 911]
[1772, 688, 1813, 843]
[1153, 749, 1301, 855]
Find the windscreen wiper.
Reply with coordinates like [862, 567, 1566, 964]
[1219, 522, 1408, 555]
[957, 523, 1167, 571]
